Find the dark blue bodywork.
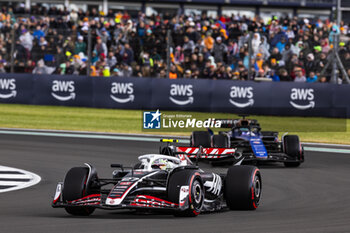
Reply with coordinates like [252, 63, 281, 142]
[230, 128, 270, 158]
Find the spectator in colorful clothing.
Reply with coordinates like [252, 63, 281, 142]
[294, 67, 306, 82]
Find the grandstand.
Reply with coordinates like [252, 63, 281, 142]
[0, 0, 348, 83]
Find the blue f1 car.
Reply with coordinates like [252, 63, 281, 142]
[166, 115, 304, 167]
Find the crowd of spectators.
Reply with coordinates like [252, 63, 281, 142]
[0, 3, 350, 83]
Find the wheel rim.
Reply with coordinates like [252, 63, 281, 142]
[254, 175, 261, 199]
[193, 182, 202, 204]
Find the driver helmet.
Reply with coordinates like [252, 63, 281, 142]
[153, 158, 175, 170]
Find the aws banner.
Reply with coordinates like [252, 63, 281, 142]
[209, 81, 341, 117]
[0, 73, 33, 104]
[33, 75, 93, 107]
[150, 78, 212, 111]
[92, 77, 152, 109]
[0, 74, 348, 118]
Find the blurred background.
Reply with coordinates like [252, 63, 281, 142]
[0, 0, 348, 83]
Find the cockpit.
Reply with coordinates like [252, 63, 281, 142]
[231, 119, 260, 136]
[137, 154, 185, 171]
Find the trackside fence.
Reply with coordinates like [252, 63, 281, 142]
[0, 74, 348, 118]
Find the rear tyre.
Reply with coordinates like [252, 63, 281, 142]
[225, 165, 261, 210]
[212, 134, 228, 148]
[62, 167, 97, 216]
[190, 131, 211, 148]
[168, 169, 204, 217]
[283, 135, 302, 167]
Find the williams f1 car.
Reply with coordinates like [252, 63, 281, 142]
[165, 115, 304, 167]
[52, 151, 261, 217]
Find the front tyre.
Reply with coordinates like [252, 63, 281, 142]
[224, 165, 261, 210]
[167, 169, 204, 217]
[283, 135, 302, 167]
[62, 167, 97, 216]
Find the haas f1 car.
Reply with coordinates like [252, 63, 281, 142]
[170, 115, 304, 167]
[52, 149, 261, 217]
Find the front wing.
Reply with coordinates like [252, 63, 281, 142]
[53, 194, 180, 211]
[52, 183, 192, 212]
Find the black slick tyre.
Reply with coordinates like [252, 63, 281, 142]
[212, 134, 228, 148]
[224, 165, 261, 210]
[167, 169, 204, 217]
[62, 167, 96, 216]
[283, 135, 302, 167]
[190, 131, 211, 148]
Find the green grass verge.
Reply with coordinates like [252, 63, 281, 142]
[0, 104, 348, 144]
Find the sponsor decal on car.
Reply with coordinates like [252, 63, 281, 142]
[119, 182, 132, 185]
[179, 185, 189, 207]
[67, 194, 101, 205]
[131, 195, 178, 208]
[250, 137, 268, 158]
[204, 173, 222, 195]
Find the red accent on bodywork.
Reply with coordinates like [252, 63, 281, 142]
[68, 194, 101, 202]
[253, 202, 257, 209]
[107, 181, 136, 200]
[177, 147, 235, 155]
[82, 175, 88, 197]
[53, 194, 61, 204]
[135, 195, 178, 205]
[192, 210, 200, 215]
[131, 195, 178, 208]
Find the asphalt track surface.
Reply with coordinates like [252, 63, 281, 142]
[1, 134, 350, 233]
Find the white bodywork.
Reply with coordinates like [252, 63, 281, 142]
[137, 154, 188, 171]
[106, 154, 188, 206]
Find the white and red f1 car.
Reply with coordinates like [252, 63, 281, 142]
[52, 143, 261, 217]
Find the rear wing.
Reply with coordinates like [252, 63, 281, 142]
[176, 147, 235, 159]
[160, 139, 237, 161]
[214, 119, 260, 129]
[214, 119, 236, 128]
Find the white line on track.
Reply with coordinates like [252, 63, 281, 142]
[0, 174, 32, 179]
[0, 165, 41, 193]
[0, 181, 29, 186]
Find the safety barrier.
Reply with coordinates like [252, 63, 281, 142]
[0, 74, 347, 118]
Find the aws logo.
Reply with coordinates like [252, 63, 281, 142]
[0, 79, 16, 99]
[229, 86, 254, 108]
[169, 84, 193, 105]
[110, 82, 134, 103]
[51, 80, 75, 101]
[289, 88, 315, 110]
